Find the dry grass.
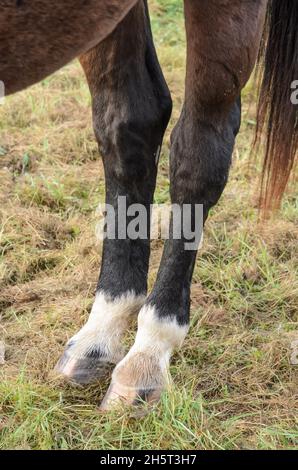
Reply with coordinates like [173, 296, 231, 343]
[0, 0, 297, 450]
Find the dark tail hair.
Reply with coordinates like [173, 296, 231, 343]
[255, 0, 298, 212]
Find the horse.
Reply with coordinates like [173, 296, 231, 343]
[1, 0, 297, 410]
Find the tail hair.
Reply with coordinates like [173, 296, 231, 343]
[255, 0, 298, 213]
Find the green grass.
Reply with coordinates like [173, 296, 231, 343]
[0, 0, 297, 450]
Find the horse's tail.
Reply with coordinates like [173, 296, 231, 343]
[255, 0, 298, 212]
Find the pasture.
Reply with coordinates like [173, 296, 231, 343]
[0, 0, 297, 450]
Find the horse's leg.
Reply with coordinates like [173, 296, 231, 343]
[56, 1, 172, 384]
[101, 0, 267, 408]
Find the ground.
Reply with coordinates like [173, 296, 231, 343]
[0, 0, 297, 450]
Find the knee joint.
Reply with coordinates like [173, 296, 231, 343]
[170, 110, 238, 207]
[194, 59, 247, 108]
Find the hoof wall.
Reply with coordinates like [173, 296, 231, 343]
[100, 382, 162, 411]
[55, 348, 113, 385]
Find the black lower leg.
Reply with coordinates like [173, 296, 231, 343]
[82, 0, 172, 299]
[148, 98, 241, 325]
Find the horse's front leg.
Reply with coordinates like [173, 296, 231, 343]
[56, 1, 172, 385]
[101, 0, 267, 408]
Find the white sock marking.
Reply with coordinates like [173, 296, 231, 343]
[111, 304, 189, 388]
[66, 291, 145, 363]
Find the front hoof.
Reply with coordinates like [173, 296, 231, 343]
[100, 382, 162, 411]
[100, 350, 168, 411]
[55, 346, 114, 385]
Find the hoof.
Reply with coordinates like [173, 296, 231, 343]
[55, 291, 145, 385]
[99, 349, 168, 411]
[100, 382, 162, 411]
[55, 345, 114, 385]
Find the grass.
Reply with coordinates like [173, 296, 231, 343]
[0, 0, 297, 450]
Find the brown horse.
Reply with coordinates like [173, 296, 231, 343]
[1, 0, 297, 410]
